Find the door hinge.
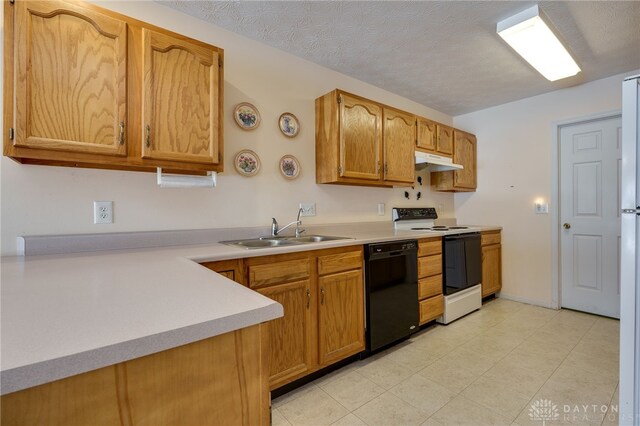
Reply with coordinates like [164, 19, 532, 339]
[337, 95, 342, 104]
[8, 127, 14, 140]
[218, 57, 223, 68]
[338, 166, 343, 175]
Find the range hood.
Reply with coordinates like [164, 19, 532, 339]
[415, 151, 463, 171]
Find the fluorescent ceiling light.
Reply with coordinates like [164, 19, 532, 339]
[497, 5, 580, 81]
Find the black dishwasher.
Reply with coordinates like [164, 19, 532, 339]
[364, 240, 419, 353]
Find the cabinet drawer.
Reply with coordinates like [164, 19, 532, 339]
[418, 238, 441, 257]
[482, 231, 501, 246]
[418, 254, 442, 278]
[317, 250, 363, 275]
[248, 259, 310, 288]
[419, 294, 444, 324]
[418, 275, 442, 300]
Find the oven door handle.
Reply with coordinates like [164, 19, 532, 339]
[368, 250, 415, 260]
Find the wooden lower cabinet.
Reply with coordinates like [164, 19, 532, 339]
[417, 237, 444, 325]
[218, 246, 365, 390]
[0, 324, 270, 426]
[481, 231, 502, 297]
[200, 258, 244, 284]
[257, 279, 314, 389]
[318, 269, 365, 365]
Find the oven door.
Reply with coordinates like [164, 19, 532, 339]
[443, 233, 482, 295]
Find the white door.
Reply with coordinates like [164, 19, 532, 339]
[560, 115, 622, 318]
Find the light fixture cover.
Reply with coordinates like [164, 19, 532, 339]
[497, 5, 580, 81]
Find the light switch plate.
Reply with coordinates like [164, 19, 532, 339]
[534, 202, 549, 214]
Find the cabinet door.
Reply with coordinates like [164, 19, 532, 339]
[482, 244, 502, 297]
[142, 29, 220, 165]
[383, 108, 415, 183]
[339, 94, 382, 181]
[318, 270, 364, 366]
[257, 280, 314, 389]
[416, 117, 437, 152]
[453, 131, 477, 189]
[437, 125, 454, 156]
[14, 0, 127, 156]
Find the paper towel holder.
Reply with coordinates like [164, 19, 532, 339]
[156, 168, 217, 188]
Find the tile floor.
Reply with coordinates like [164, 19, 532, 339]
[271, 298, 620, 426]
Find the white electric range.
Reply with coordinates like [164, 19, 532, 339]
[392, 207, 482, 324]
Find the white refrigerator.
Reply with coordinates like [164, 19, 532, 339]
[620, 74, 640, 425]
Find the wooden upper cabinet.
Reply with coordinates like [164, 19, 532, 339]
[416, 117, 437, 152]
[416, 118, 452, 158]
[431, 130, 477, 192]
[383, 108, 415, 184]
[5, 0, 224, 174]
[437, 125, 454, 156]
[453, 131, 477, 189]
[141, 29, 220, 165]
[339, 94, 382, 181]
[315, 90, 413, 188]
[13, 0, 127, 156]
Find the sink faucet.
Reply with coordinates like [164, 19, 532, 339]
[272, 208, 305, 237]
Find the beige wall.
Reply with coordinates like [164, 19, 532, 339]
[0, 1, 456, 255]
[453, 72, 635, 307]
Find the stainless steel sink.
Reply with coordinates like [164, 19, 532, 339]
[220, 238, 302, 249]
[220, 235, 352, 249]
[272, 235, 352, 243]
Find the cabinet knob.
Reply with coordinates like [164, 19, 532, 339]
[563, 223, 571, 229]
[306, 288, 311, 308]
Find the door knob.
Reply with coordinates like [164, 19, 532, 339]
[563, 223, 571, 229]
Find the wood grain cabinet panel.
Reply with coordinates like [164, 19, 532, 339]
[416, 118, 453, 158]
[141, 29, 220, 165]
[200, 259, 244, 285]
[317, 249, 363, 275]
[13, 0, 127, 156]
[248, 258, 310, 289]
[318, 269, 365, 365]
[418, 238, 442, 257]
[383, 108, 415, 184]
[481, 230, 502, 298]
[420, 294, 444, 324]
[431, 130, 477, 192]
[418, 254, 442, 279]
[419, 275, 442, 300]
[339, 94, 382, 181]
[257, 280, 314, 389]
[315, 90, 414, 188]
[5, 0, 225, 175]
[0, 325, 270, 426]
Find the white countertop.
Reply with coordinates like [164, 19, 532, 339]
[1, 222, 501, 395]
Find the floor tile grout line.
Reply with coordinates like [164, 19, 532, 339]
[600, 382, 619, 426]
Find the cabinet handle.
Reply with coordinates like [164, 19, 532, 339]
[320, 287, 325, 305]
[377, 161, 381, 174]
[145, 125, 151, 148]
[384, 162, 388, 175]
[306, 289, 311, 308]
[118, 122, 125, 145]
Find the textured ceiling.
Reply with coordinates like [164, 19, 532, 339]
[158, 1, 640, 115]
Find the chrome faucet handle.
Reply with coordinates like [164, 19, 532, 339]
[295, 227, 306, 238]
[271, 218, 279, 236]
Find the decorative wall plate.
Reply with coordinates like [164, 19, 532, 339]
[278, 112, 300, 138]
[233, 103, 261, 130]
[234, 150, 261, 176]
[279, 155, 300, 179]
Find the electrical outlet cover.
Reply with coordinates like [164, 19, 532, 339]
[299, 203, 316, 217]
[94, 201, 113, 224]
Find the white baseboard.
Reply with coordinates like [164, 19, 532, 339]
[496, 292, 558, 310]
